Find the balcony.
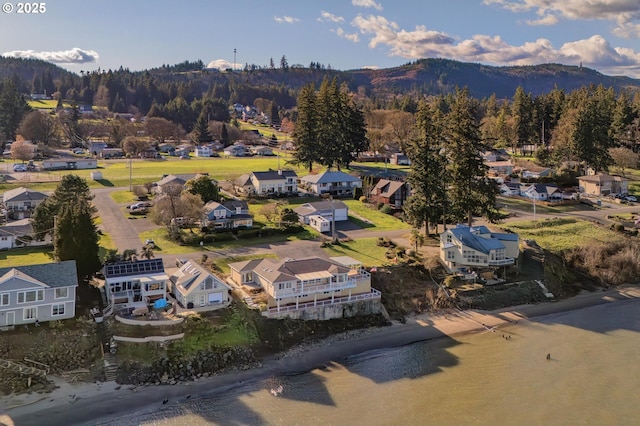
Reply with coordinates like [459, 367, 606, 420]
[264, 289, 382, 316]
[488, 258, 515, 266]
[272, 278, 357, 298]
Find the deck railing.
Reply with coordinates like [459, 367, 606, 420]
[265, 288, 381, 316]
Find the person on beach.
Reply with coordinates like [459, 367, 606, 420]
[546, 353, 551, 360]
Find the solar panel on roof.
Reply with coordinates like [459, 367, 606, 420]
[104, 259, 165, 277]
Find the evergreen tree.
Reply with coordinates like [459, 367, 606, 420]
[0, 79, 30, 140]
[446, 88, 500, 226]
[292, 83, 320, 171]
[33, 175, 100, 279]
[220, 123, 230, 146]
[405, 102, 447, 235]
[512, 86, 535, 154]
[193, 111, 211, 145]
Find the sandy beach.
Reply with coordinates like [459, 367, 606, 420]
[2, 285, 639, 426]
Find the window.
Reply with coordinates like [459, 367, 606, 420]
[0, 293, 8, 306]
[52, 304, 65, 316]
[55, 288, 68, 299]
[23, 307, 36, 320]
[447, 250, 455, 260]
[18, 290, 44, 304]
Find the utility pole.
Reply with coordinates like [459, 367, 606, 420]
[233, 48, 237, 71]
[129, 158, 132, 192]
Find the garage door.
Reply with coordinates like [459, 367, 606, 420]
[208, 292, 223, 304]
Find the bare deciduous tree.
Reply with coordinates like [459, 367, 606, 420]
[10, 139, 36, 162]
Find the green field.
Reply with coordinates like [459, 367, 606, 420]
[27, 99, 73, 110]
[504, 218, 620, 252]
[321, 237, 392, 267]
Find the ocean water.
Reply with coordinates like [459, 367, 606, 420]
[100, 298, 640, 426]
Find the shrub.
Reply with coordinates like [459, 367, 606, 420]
[614, 223, 625, 232]
[380, 204, 393, 215]
[237, 229, 262, 239]
[180, 233, 202, 245]
[359, 196, 368, 203]
[443, 276, 457, 288]
[210, 232, 234, 242]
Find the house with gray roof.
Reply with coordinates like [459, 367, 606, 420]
[0, 261, 78, 328]
[2, 187, 49, 220]
[228, 256, 380, 319]
[440, 225, 520, 272]
[0, 218, 51, 250]
[169, 260, 232, 311]
[294, 200, 348, 233]
[246, 170, 298, 196]
[299, 171, 362, 197]
[203, 200, 253, 230]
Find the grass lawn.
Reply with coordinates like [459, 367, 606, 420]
[321, 238, 392, 267]
[27, 99, 73, 109]
[504, 217, 620, 252]
[0, 246, 54, 267]
[342, 200, 411, 231]
[139, 229, 201, 255]
[110, 190, 139, 204]
[497, 196, 595, 214]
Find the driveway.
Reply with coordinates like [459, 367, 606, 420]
[92, 187, 155, 252]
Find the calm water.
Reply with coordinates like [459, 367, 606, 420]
[101, 299, 640, 426]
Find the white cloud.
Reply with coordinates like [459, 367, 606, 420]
[352, 0, 383, 11]
[349, 14, 640, 77]
[206, 59, 233, 70]
[336, 27, 360, 42]
[274, 15, 300, 24]
[526, 14, 559, 26]
[2, 47, 99, 64]
[318, 11, 344, 23]
[483, 0, 640, 38]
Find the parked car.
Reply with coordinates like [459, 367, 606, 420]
[13, 164, 27, 172]
[626, 195, 637, 202]
[180, 154, 191, 160]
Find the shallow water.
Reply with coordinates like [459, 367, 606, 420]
[101, 298, 640, 426]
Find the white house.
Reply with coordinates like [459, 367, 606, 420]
[2, 187, 49, 220]
[195, 145, 215, 157]
[0, 219, 51, 250]
[298, 171, 362, 197]
[247, 170, 298, 196]
[440, 225, 520, 272]
[169, 260, 232, 310]
[0, 261, 78, 328]
[228, 256, 380, 319]
[294, 200, 349, 233]
[103, 259, 169, 312]
[522, 184, 561, 201]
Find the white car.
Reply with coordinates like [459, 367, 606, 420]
[625, 195, 637, 202]
[13, 164, 27, 172]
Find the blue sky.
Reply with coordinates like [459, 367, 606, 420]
[1, 0, 640, 78]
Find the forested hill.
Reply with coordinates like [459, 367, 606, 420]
[2, 56, 640, 106]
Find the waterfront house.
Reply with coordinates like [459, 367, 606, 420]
[228, 256, 381, 319]
[0, 261, 78, 328]
[440, 225, 520, 272]
[578, 174, 629, 196]
[103, 259, 169, 311]
[2, 187, 48, 220]
[203, 200, 253, 230]
[169, 260, 232, 310]
[298, 171, 362, 197]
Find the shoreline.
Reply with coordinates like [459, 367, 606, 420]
[3, 285, 640, 425]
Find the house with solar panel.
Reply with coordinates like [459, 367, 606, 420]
[439, 225, 520, 273]
[103, 259, 169, 313]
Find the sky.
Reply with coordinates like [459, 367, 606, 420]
[1, 0, 640, 78]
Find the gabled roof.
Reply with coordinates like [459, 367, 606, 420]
[525, 184, 558, 194]
[578, 174, 629, 183]
[223, 200, 249, 210]
[372, 179, 405, 198]
[300, 171, 361, 184]
[251, 170, 298, 181]
[2, 187, 48, 203]
[294, 200, 348, 216]
[236, 174, 251, 187]
[171, 260, 231, 296]
[156, 174, 205, 187]
[0, 260, 78, 289]
[234, 257, 350, 284]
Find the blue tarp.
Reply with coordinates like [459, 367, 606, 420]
[153, 299, 167, 309]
